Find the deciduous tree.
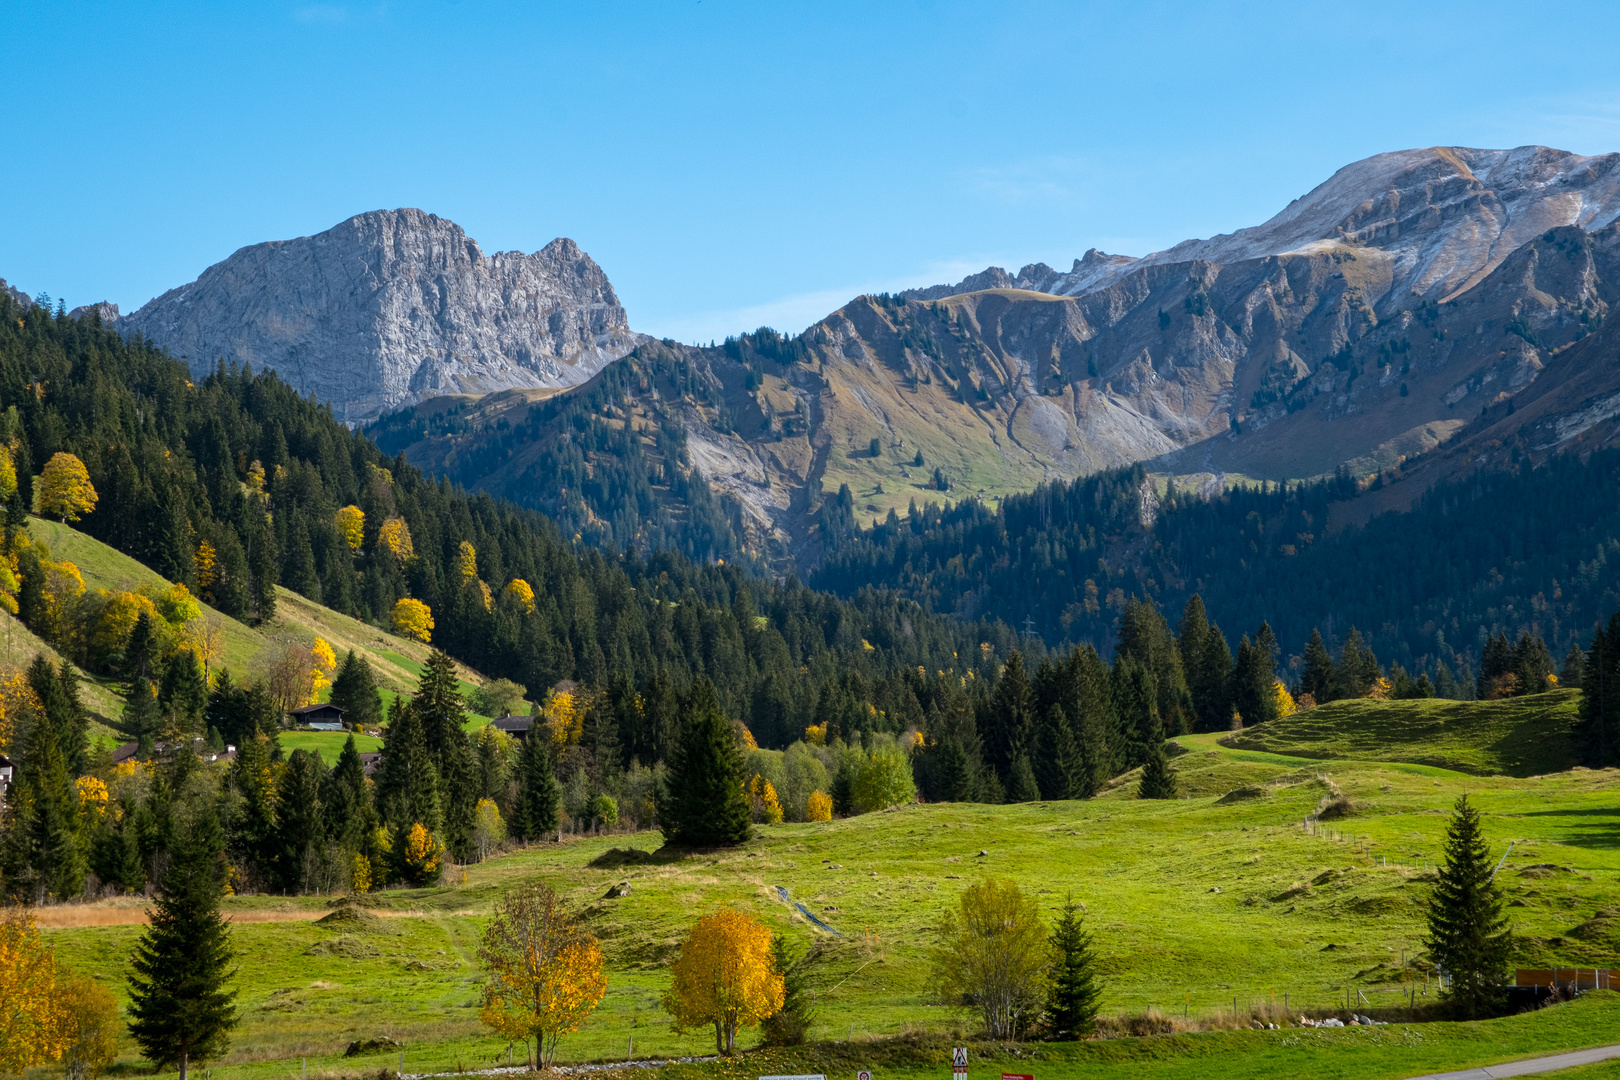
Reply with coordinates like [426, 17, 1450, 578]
[662, 910, 783, 1054]
[0, 906, 72, 1074]
[391, 598, 433, 643]
[931, 879, 1046, 1040]
[35, 453, 97, 522]
[478, 882, 606, 1068]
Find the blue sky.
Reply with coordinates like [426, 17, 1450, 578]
[5, 1, 1620, 343]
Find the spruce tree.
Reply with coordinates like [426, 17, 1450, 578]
[1045, 895, 1103, 1037]
[760, 933, 815, 1047]
[273, 750, 325, 893]
[660, 678, 750, 847]
[1231, 629, 1279, 727]
[933, 738, 976, 802]
[120, 677, 163, 747]
[374, 695, 441, 835]
[512, 731, 560, 842]
[1424, 795, 1513, 1019]
[7, 707, 87, 901]
[1118, 598, 1193, 735]
[329, 650, 382, 729]
[1511, 633, 1555, 696]
[1476, 633, 1514, 699]
[1180, 598, 1232, 732]
[1578, 614, 1620, 768]
[985, 652, 1033, 782]
[1559, 643, 1586, 690]
[1007, 754, 1041, 803]
[28, 656, 89, 777]
[320, 734, 373, 851]
[1300, 629, 1338, 703]
[128, 802, 238, 1080]
[122, 612, 163, 689]
[410, 651, 476, 859]
[159, 650, 208, 734]
[1032, 704, 1078, 801]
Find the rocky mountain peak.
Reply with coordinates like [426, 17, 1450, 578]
[120, 208, 641, 421]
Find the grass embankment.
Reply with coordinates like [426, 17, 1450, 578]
[1219, 692, 1583, 777]
[21, 517, 492, 740]
[40, 710, 1620, 1080]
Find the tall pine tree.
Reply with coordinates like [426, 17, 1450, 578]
[1045, 895, 1103, 1037]
[511, 730, 560, 842]
[1299, 629, 1338, 704]
[329, 650, 382, 729]
[128, 800, 238, 1080]
[1424, 795, 1513, 1019]
[659, 678, 750, 847]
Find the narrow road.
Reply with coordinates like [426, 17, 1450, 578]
[1405, 1042, 1620, 1079]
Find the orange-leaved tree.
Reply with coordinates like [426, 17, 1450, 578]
[662, 909, 784, 1054]
[478, 882, 607, 1067]
[0, 906, 73, 1074]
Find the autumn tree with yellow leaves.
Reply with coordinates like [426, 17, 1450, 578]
[34, 452, 97, 522]
[0, 907, 73, 1074]
[505, 578, 536, 614]
[334, 505, 365, 551]
[392, 598, 434, 643]
[663, 909, 784, 1054]
[478, 882, 606, 1067]
[377, 516, 414, 564]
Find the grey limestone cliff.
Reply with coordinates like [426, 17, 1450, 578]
[121, 209, 642, 420]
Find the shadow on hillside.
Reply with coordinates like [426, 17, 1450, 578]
[1518, 807, 1620, 850]
[587, 845, 686, 868]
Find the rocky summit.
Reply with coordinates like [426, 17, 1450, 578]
[118, 208, 641, 420]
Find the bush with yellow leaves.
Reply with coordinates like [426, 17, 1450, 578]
[662, 909, 783, 1055]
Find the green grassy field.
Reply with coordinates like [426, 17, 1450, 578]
[38, 704, 1620, 1080]
[1220, 692, 1583, 777]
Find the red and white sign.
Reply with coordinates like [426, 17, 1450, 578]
[858, 1071, 872, 1080]
[1002, 1074, 1034, 1080]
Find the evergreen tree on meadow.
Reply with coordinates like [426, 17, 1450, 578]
[122, 611, 164, 690]
[273, 749, 325, 893]
[1476, 632, 1514, 699]
[120, 674, 163, 748]
[1032, 703, 1080, 801]
[1231, 622, 1280, 727]
[1578, 612, 1620, 768]
[1299, 628, 1338, 703]
[1424, 795, 1513, 1019]
[1337, 627, 1380, 698]
[984, 651, 1033, 784]
[226, 733, 278, 883]
[329, 649, 382, 729]
[933, 738, 977, 802]
[1511, 632, 1555, 696]
[511, 729, 560, 841]
[319, 734, 373, 851]
[1559, 643, 1586, 690]
[659, 678, 750, 847]
[1135, 698, 1177, 799]
[1045, 895, 1103, 1037]
[374, 694, 442, 836]
[410, 651, 476, 860]
[128, 799, 238, 1080]
[1066, 645, 1113, 797]
[1118, 597, 1193, 735]
[1007, 754, 1041, 803]
[1178, 596, 1232, 732]
[1108, 659, 1158, 771]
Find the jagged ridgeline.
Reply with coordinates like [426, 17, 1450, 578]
[368, 340, 771, 570]
[810, 452, 1620, 680]
[0, 294, 1018, 745]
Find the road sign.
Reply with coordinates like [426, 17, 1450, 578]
[1001, 1074, 1034, 1080]
[760, 1075, 826, 1080]
[951, 1049, 968, 1069]
[858, 1071, 872, 1080]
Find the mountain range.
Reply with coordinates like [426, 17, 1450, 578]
[21, 144, 1620, 563]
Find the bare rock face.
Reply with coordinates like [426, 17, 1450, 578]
[68, 301, 120, 323]
[0, 278, 35, 310]
[121, 209, 642, 420]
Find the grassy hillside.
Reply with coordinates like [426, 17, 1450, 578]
[1218, 692, 1583, 777]
[42, 722, 1620, 1079]
[20, 517, 494, 730]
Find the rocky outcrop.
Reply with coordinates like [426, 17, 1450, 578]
[121, 209, 642, 420]
[0, 278, 34, 310]
[68, 301, 120, 323]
